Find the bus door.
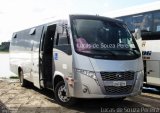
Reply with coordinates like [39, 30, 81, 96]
[39, 24, 56, 88]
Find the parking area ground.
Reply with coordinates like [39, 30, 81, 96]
[0, 79, 160, 113]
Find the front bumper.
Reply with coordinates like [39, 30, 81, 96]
[68, 71, 143, 98]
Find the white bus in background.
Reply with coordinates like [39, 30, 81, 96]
[106, 1, 160, 87]
[10, 14, 143, 106]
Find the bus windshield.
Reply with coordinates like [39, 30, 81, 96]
[71, 16, 141, 60]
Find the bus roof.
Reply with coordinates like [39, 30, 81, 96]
[105, 1, 160, 18]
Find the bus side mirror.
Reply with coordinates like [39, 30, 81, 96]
[133, 29, 141, 40]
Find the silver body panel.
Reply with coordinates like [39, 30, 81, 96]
[10, 26, 44, 88]
[67, 52, 143, 98]
[139, 40, 160, 86]
[10, 15, 144, 99]
[89, 58, 143, 72]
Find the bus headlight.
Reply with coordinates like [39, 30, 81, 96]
[136, 70, 144, 82]
[75, 68, 99, 85]
[133, 70, 144, 92]
[137, 70, 144, 77]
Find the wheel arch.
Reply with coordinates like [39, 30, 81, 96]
[53, 75, 65, 90]
[52, 71, 66, 91]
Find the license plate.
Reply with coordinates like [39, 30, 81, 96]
[113, 81, 126, 86]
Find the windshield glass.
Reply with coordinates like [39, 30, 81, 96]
[71, 17, 141, 60]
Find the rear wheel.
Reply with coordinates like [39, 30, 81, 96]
[54, 81, 76, 106]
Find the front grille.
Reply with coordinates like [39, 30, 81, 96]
[105, 85, 132, 95]
[100, 71, 134, 81]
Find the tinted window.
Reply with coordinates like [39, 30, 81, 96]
[71, 18, 140, 60]
[133, 13, 152, 32]
[58, 32, 69, 45]
[123, 17, 134, 32]
[153, 12, 160, 32]
[57, 28, 70, 45]
[54, 25, 72, 55]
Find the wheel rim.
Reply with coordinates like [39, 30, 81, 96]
[58, 84, 70, 102]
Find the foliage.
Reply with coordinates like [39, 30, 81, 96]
[0, 41, 10, 52]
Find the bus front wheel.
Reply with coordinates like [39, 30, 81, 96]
[54, 81, 76, 106]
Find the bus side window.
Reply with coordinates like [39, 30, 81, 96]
[55, 27, 72, 55]
[58, 33, 69, 45]
[153, 12, 160, 32]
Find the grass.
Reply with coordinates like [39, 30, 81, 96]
[0, 51, 9, 54]
[9, 76, 19, 79]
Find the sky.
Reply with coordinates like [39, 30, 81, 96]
[0, 0, 158, 43]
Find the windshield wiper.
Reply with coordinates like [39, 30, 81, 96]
[91, 49, 116, 56]
[129, 49, 140, 56]
[115, 49, 140, 56]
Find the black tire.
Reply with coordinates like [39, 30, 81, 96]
[19, 70, 29, 87]
[54, 81, 76, 106]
